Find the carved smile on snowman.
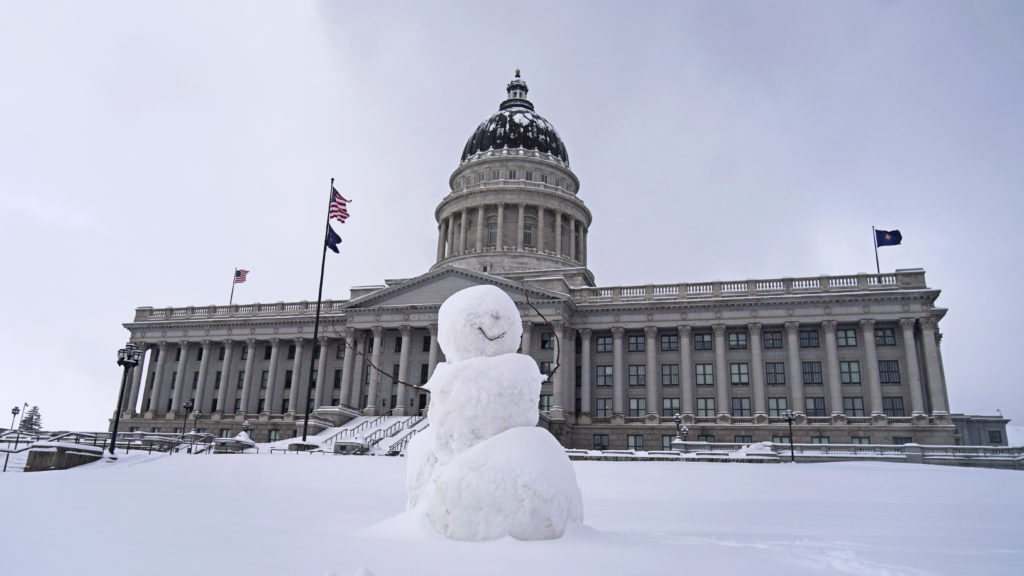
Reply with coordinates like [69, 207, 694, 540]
[477, 326, 506, 341]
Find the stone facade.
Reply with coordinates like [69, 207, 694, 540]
[112, 73, 999, 448]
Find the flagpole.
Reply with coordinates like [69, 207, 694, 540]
[230, 268, 237, 305]
[302, 177, 335, 442]
[872, 226, 880, 275]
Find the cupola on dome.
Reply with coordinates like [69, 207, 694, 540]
[460, 71, 569, 164]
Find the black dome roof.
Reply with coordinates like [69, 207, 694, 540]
[460, 72, 569, 164]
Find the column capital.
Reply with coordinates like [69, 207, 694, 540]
[859, 318, 876, 331]
[784, 321, 800, 333]
[158, 341, 169, 350]
[344, 327, 356, 341]
[179, 340, 191, 348]
[428, 324, 438, 337]
[898, 318, 917, 331]
[610, 327, 625, 338]
[201, 340, 212, 348]
[269, 337, 280, 345]
[919, 317, 938, 331]
[552, 320, 564, 333]
[319, 336, 329, 345]
[644, 326, 658, 339]
[578, 327, 592, 340]
[222, 339, 234, 346]
[677, 325, 691, 338]
[821, 320, 837, 334]
[246, 337, 257, 345]
[747, 323, 762, 336]
[293, 336, 304, 344]
[522, 320, 532, 332]
[712, 324, 726, 337]
[400, 325, 412, 337]
[371, 326, 384, 338]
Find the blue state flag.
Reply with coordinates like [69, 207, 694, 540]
[326, 224, 342, 253]
[875, 229, 902, 247]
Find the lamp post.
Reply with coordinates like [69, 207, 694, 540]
[111, 343, 143, 455]
[178, 399, 194, 454]
[9, 406, 19, 432]
[242, 420, 251, 437]
[783, 409, 796, 463]
[190, 410, 202, 453]
[681, 425, 688, 453]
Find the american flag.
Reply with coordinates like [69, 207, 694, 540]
[234, 269, 250, 284]
[329, 187, 351, 223]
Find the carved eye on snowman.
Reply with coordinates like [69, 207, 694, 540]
[438, 285, 524, 363]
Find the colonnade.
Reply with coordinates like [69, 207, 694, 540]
[436, 202, 587, 263]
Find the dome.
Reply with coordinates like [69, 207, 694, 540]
[460, 71, 569, 164]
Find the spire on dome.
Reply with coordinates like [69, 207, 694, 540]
[501, 69, 532, 111]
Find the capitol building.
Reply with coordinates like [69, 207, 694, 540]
[112, 73, 1007, 450]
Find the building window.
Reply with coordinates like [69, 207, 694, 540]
[730, 363, 749, 385]
[284, 370, 293, 389]
[893, 436, 912, 445]
[728, 333, 747, 350]
[661, 364, 679, 386]
[875, 328, 896, 346]
[260, 371, 268, 389]
[768, 397, 788, 417]
[988, 431, 1003, 444]
[463, 176, 470, 187]
[540, 173, 548, 184]
[336, 345, 345, 359]
[268, 429, 280, 443]
[218, 346, 225, 360]
[237, 372, 245, 389]
[626, 435, 644, 451]
[837, 329, 858, 347]
[487, 219, 497, 245]
[422, 335, 431, 352]
[595, 336, 612, 353]
[491, 169, 499, 180]
[883, 396, 905, 417]
[175, 347, 181, 361]
[554, 177, 561, 188]
[695, 364, 714, 386]
[241, 346, 248, 360]
[694, 333, 712, 350]
[538, 332, 554, 350]
[734, 435, 752, 444]
[214, 371, 221, 389]
[843, 397, 865, 417]
[233, 399, 240, 411]
[477, 172, 484, 183]
[661, 334, 678, 351]
[839, 361, 861, 384]
[731, 397, 751, 417]
[628, 398, 646, 417]
[192, 372, 199, 389]
[879, 360, 900, 383]
[281, 399, 289, 413]
[287, 344, 296, 360]
[802, 362, 823, 385]
[257, 399, 265, 413]
[805, 397, 826, 417]
[596, 365, 613, 386]
[811, 436, 830, 444]
[334, 370, 342, 389]
[628, 365, 646, 386]
[799, 329, 820, 348]
[765, 362, 786, 385]
[696, 398, 716, 417]
[523, 222, 534, 246]
[420, 364, 429, 384]
[540, 361, 554, 377]
[595, 398, 613, 418]
[662, 398, 679, 417]
[662, 435, 674, 451]
[772, 435, 791, 445]
[219, 428, 232, 438]
[627, 334, 645, 352]
[524, 171, 533, 181]
[763, 331, 783, 349]
[508, 169, 517, 180]
[593, 434, 609, 450]
[539, 394, 552, 411]
[261, 345, 271, 360]
[697, 434, 715, 443]
[851, 436, 870, 445]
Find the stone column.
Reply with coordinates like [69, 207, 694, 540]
[427, 324, 440, 380]
[141, 344, 160, 416]
[521, 321, 533, 355]
[365, 327, 384, 415]
[264, 338, 281, 414]
[579, 328, 592, 419]
[194, 340, 213, 413]
[568, 218, 577, 260]
[644, 327, 659, 420]
[240, 338, 257, 414]
[459, 209, 469, 254]
[314, 337, 329, 409]
[476, 206, 485, 251]
[436, 220, 446, 261]
[126, 345, 147, 414]
[170, 341, 190, 413]
[713, 325, 729, 419]
[785, 323, 804, 415]
[351, 334, 367, 407]
[899, 318, 926, 416]
[496, 203, 505, 249]
[287, 338, 304, 414]
[611, 327, 625, 419]
[537, 208, 546, 252]
[217, 341, 234, 414]
[395, 326, 412, 415]
[919, 318, 949, 415]
[749, 323, 766, 418]
[860, 320, 883, 417]
[446, 216, 455, 258]
[580, 227, 588, 264]
[554, 211, 563, 256]
[822, 321, 843, 417]
[340, 329, 357, 408]
[517, 204, 525, 249]
[550, 321, 566, 419]
[678, 326, 694, 417]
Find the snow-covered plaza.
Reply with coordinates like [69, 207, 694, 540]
[2, 452, 1021, 576]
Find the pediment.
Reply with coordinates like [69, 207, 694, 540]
[343, 266, 568, 311]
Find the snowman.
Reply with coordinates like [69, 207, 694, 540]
[405, 285, 583, 541]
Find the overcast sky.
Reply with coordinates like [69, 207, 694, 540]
[1, 1, 1022, 432]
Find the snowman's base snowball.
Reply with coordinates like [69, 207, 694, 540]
[422, 426, 583, 541]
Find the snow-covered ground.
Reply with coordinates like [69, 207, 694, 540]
[1, 453, 1021, 576]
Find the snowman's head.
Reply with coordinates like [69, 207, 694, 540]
[437, 285, 524, 363]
